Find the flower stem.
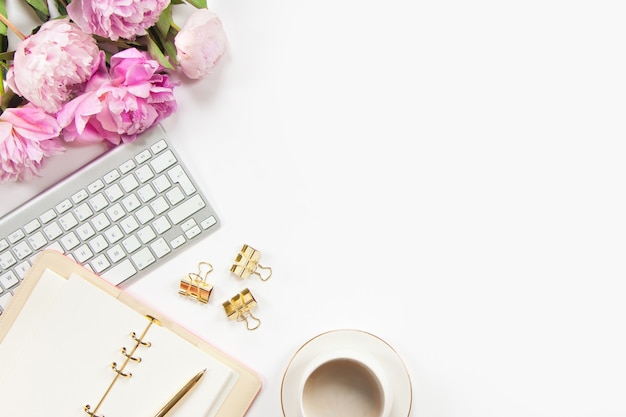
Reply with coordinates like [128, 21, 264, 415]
[0, 13, 26, 40]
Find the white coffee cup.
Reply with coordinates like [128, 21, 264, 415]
[298, 349, 393, 417]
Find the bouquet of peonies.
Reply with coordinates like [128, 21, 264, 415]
[0, 0, 228, 183]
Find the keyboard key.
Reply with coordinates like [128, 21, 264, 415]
[58, 212, 78, 231]
[104, 225, 124, 244]
[74, 244, 94, 263]
[107, 244, 125, 263]
[201, 216, 217, 229]
[0, 271, 19, 289]
[40, 209, 56, 224]
[76, 223, 96, 241]
[152, 175, 171, 193]
[0, 252, 17, 269]
[106, 203, 125, 222]
[28, 232, 47, 250]
[167, 194, 206, 224]
[120, 216, 139, 234]
[91, 213, 110, 231]
[15, 261, 31, 278]
[185, 225, 201, 240]
[168, 165, 196, 195]
[74, 203, 93, 221]
[137, 225, 156, 244]
[55, 199, 72, 213]
[122, 235, 141, 253]
[135, 165, 154, 182]
[103, 169, 120, 184]
[60, 232, 80, 251]
[0, 292, 13, 311]
[137, 184, 156, 202]
[132, 247, 156, 270]
[122, 194, 141, 212]
[150, 196, 169, 215]
[151, 149, 177, 173]
[91, 254, 111, 273]
[43, 222, 63, 240]
[71, 189, 89, 204]
[8, 229, 25, 243]
[0, 239, 8, 251]
[135, 206, 154, 225]
[166, 187, 185, 205]
[119, 159, 136, 174]
[150, 139, 168, 154]
[135, 149, 151, 164]
[13, 242, 32, 260]
[23, 219, 41, 234]
[170, 235, 186, 249]
[152, 216, 171, 234]
[120, 174, 139, 192]
[150, 238, 171, 258]
[88, 179, 105, 193]
[105, 183, 124, 202]
[102, 259, 136, 282]
[45, 242, 64, 254]
[89, 193, 108, 212]
[89, 235, 109, 253]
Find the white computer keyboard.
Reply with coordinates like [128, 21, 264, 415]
[0, 125, 220, 314]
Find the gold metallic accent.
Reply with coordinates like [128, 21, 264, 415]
[178, 262, 214, 303]
[121, 347, 142, 362]
[223, 288, 261, 331]
[153, 369, 206, 417]
[84, 316, 159, 416]
[230, 244, 272, 281]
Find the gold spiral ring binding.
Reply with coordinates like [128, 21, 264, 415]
[121, 347, 142, 362]
[131, 331, 152, 346]
[111, 362, 132, 378]
[85, 316, 159, 416]
[84, 404, 103, 417]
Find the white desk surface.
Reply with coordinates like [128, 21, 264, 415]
[1, 1, 625, 416]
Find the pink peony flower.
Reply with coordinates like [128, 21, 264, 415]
[175, 8, 227, 79]
[67, 0, 170, 41]
[58, 49, 178, 145]
[6, 18, 100, 114]
[0, 106, 64, 183]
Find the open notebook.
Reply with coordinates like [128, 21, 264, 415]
[0, 250, 261, 417]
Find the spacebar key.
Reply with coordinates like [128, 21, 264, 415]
[102, 259, 137, 285]
[167, 195, 206, 224]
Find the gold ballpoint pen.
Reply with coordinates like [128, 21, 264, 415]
[154, 369, 206, 417]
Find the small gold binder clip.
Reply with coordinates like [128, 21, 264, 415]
[223, 288, 261, 330]
[179, 262, 214, 303]
[230, 244, 272, 281]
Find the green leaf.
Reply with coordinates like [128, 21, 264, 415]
[25, 0, 50, 22]
[0, 50, 13, 60]
[146, 32, 174, 70]
[156, 4, 172, 38]
[54, 0, 67, 16]
[185, 0, 207, 9]
[0, 0, 7, 40]
[162, 30, 178, 65]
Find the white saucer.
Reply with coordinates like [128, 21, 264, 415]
[280, 329, 412, 417]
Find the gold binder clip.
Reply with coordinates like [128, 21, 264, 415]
[179, 262, 214, 303]
[223, 288, 261, 330]
[230, 244, 272, 281]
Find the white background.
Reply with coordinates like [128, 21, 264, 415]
[1, 0, 626, 416]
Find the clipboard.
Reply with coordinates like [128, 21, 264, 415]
[0, 250, 262, 417]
